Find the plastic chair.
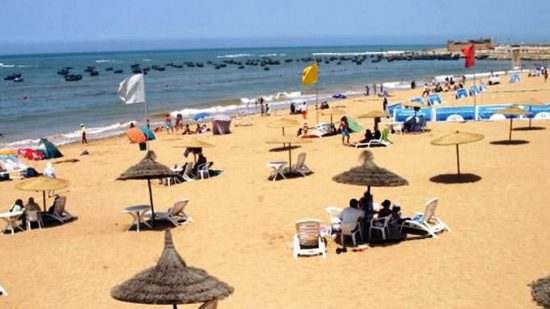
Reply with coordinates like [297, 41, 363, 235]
[369, 215, 391, 240]
[197, 162, 212, 179]
[340, 222, 362, 246]
[325, 207, 342, 236]
[26, 210, 43, 230]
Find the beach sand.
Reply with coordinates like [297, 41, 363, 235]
[0, 73, 549, 308]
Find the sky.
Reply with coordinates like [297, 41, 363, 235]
[1, 0, 549, 54]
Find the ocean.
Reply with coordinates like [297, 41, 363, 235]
[0, 44, 518, 147]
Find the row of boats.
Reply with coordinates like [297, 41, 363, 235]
[3, 73, 24, 82]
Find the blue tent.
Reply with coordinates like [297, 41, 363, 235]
[193, 112, 210, 121]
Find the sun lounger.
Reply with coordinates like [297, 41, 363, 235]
[354, 128, 392, 148]
[400, 198, 450, 239]
[428, 93, 443, 105]
[293, 219, 326, 259]
[455, 88, 468, 99]
[0, 283, 7, 296]
[291, 153, 312, 176]
[43, 196, 76, 224]
[181, 163, 196, 182]
[145, 199, 192, 227]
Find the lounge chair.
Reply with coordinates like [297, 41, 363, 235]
[43, 196, 76, 224]
[469, 85, 480, 96]
[291, 153, 312, 176]
[293, 219, 326, 259]
[354, 128, 391, 148]
[400, 198, 451, 239]
[145, 199, 192, 227]
[428, 94, 443, 105]
[0, 283, 7, 296]
[455, 88, 468, 99]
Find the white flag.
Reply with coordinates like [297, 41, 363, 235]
[118, 74, 145, 104]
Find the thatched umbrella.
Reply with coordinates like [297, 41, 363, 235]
[175, 138, 215, 163]
[321, 108, 346, 124]
[431, 131, 484, 175]
[117, 151, 176, 225]
[531, 274, 550, 308]
[358, 110, 389, 131]
[266, 135, 311, 168]
[332, 150, 408, 195]
[402, 102, 423, 118]
[15, 177, 70, 211]
[495, 107, 532, 141]
[112, 230, 233, 308]
[267, 118, 300, 136]
[522, 98, 544, 128]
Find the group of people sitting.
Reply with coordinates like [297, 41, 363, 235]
[338, 192, 407, 241]
[181, 123, 210, 135]
[7, 195, 63, 228]
[160, 114, 210, 135]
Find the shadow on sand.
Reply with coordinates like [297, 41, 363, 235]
[430, 173, 482, 184]
[269, 145, 301, 152]
[490, 140, 530, 145]
[512, 126, 546, 131]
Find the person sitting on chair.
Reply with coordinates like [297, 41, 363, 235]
[339, 199, 365, 224]
[377, 200, 393, 218]
[47, 195, 62, 214]
[9, 199, 24, 213]
[373, 128, 381, 140]
[25, 197, 41, 212]
[359, 129, 373, 144]
[193, 153, 208, 176]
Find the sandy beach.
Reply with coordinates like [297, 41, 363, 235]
[1, 72, 549, 308]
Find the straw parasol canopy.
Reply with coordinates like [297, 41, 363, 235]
[117, 151, 176, 225]
[177, 138, 215, 149]
[358, 110, 389, 131]
[267, 118, 300, 136]
[332, 150, 408, 194]
[111, 230, 233, 308]
[531, 274, 550, 308]
[431, 130, 484, 175]
[495, 107, 532, 141]
[522, 98, 544, 128]
[321, 108, 346, 124]
[266, 135, 311, 168]
[16, 177, 70, 211]
[402, 101, 423, 109]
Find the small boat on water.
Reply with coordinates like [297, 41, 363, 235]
[90, 70, 99, 76]
[13, 77, 24, 82]
[57, 68, 70, 76]
[105, 67, 113, 71]
[65, 74, 82, 81]
[84, 66, 95, 73]
[152, 65, 165, 71]
[113, 69, 123, 74]
[4, 73, 21, 80]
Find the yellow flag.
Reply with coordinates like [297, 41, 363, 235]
[302, 63, 318, 86]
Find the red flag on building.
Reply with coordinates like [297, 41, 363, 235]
[461, 44, 475, 68]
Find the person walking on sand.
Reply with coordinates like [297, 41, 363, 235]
[339, 116, 350, 145]
[544, 68, 548, 83]
[80, 123, 87, 144]
[164, 114, 174, 134]
[259, 97, 265, 117]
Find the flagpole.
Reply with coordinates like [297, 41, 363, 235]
[473, 72, 477, 121]
[315, 81, 319, 125]
[143, 74, 150, 150]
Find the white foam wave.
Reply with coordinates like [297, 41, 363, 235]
[259, 53, 286, 57]
[217, 54, 253, 59]
[16, 65, 32, 68]
[0, 63, 15, 68]
[142, 59, 152, 62]
[95, 59, 117, 63]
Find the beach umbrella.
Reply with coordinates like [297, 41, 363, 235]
[117, 151, 176, 226]
[495, 107, 532, 141]
[111, 230, 233, 308]
[17, 148, 45, 161]
[522, 98, 544, 128]
[431, 130, 484, 175]
[266, 135, 311, 168]
[175, 138, 215, 163]
[0, 149, 16, 156]
[358, 110, 389, 130]
[15, 176, 70, 211]
[321, 108, 346, 124]
[127, 127, 147, 144]
[531, 274, 550, 308]
[332, 150, 408, 195]
[267, 118, 300, 136]
[140, 127, 156, 141]
[402, 102, 423, 118]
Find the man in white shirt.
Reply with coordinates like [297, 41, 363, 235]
[339, 199, 365, 223]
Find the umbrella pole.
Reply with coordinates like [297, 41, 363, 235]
[147, 179, 155, 227]
[42, 191, 47, 212]
[509, 118, 513, 141]
[456, 144, 461, 175]
[288, 143, 292, 170]
[173, 304, 177, 309]
[282, 127, 285, 136]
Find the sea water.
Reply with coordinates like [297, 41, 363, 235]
[0, 45, 516, 147]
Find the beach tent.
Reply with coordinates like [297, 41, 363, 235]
[455, 88, 468, 99]
[346, 116, 363, 133]
[428, 94, 443, 105]
[212, 114, 232, 135]
[37, 138, 63, 159]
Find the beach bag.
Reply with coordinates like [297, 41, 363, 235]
[24, 167, 39, 178]
[0, 172, 9, 181]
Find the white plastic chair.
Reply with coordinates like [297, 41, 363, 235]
[292, 153, 312, 176]
[26, 210, 43, 230]
[293, 219, 326, 259]
[0, 283, 7, 296]
[197, 162, 212, 179]
[145, 199, 192, 227]
[400, 198, 451, 239]
[369, 215, 391, 240]
[181, 163, 195, 182]
[325, 207, 342, 236]
[340, 221, 362, 246]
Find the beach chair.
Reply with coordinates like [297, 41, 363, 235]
[469, 85, 480, 96]
[509, 74, 520, 83]
[428, 94, 443, 105]
[340, 221, 362, 247]
[369, 215, 391, 241]
[455, 88, 468, 99]
[355, 128, 392, 148]
[197, 162, 213, 179]
[26, 210, 43, 230]
[181, 163, 196, 182]
[145, 199, 192, 227]
[400, 198, 451, 239]
[410, 97, 424, 105]
[293, 219, 326, 259]
[325, 207, 342, 236]
[199, 300, 218, 309]
[291, 153, 312, 176]
[43, 196, 76, 224]
[0, 283, 7, 296]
